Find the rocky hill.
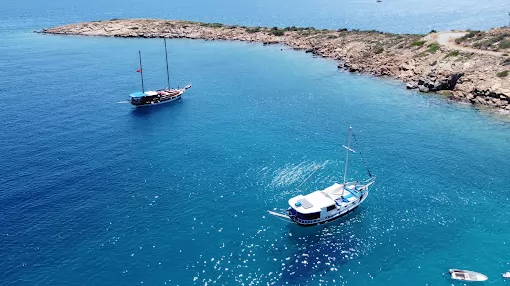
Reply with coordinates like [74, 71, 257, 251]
[455, 27, 510, 53]
[41, 19, 510, 111]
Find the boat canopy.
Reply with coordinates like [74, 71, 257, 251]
[130, 92, 146, 98]
[288, 191, 335, 214]
[130, 91, 159, 98]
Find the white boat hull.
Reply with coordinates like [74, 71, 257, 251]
[287, 180, 374, 227]
[449, 269, 488, 282]
[291, 192, 367, 226]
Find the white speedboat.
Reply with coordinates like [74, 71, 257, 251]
[269, 127, 375, 226]
[449, 269, 488, 282]
[502, 271, 510, 278]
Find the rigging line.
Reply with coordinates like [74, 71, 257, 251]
[352, 132, 373, 178]
[296, 165, 322, 190]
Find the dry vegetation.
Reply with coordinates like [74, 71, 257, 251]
[455, 27, 510, 52]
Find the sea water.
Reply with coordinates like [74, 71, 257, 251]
[1, 0, 510, 285]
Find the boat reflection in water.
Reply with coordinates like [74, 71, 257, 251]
[279, 220, 369, 284]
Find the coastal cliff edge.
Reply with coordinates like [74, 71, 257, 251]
[41, 19, 510, 111]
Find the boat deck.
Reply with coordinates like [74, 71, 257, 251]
[289, 182, 364, 212]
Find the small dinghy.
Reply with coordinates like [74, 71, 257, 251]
[502, 272, 510, 278]
[449, 269, 488, 282]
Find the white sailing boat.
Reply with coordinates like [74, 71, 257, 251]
[269, 127, 375, 226]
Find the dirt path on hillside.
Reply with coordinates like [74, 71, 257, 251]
[428, 32, 504, 56]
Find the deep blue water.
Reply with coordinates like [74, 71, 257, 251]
[2, 0, 510, 285]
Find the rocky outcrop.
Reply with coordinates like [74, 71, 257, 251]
[469, 89, 510, 109]
[41, 19, 510, 111]
[407, 72, 464, 92]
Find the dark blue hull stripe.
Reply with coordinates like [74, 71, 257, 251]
[292, 206, 359, 227]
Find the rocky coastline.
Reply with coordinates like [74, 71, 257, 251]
[41, 19, 510, 111]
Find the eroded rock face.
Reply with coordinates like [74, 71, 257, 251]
[41, 19, 510, 111]
[409, 72, 464, 93]
[471, 89, 510, 108]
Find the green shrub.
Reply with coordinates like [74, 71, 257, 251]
[245, 27, 261, 33]
[337, 28, 348, 32]
[472, 41, 482, 48]
[430, 29, 437, 33]
[499, 40, 510, 49]
[445, 50, 460, 58]
[427, 42, 440, 53]
[497, 70, 509, 77]
[200, 22, 224, 28]
[374, 46, 384, 54]
[473, 39, 499, 49]
[269, 29, 285, 36]
[494, 33, 510, 42]
[455, 30, 481, 43]
[284, 26, 298, 31]
[411, 40, 426, 47]
[327, 35, 338, 39]
[415, 51, 429, 58]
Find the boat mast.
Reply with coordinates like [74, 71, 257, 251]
[164, 38, 170, 89]
[139, 50, 145, 93]
[343, 127, 353, 185]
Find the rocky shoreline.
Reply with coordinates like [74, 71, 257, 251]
[41, 19, 510, 111]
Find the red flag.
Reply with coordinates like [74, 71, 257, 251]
[136, 68, 142, 72]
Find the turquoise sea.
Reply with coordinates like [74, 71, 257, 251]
[2, 0, 510, 285]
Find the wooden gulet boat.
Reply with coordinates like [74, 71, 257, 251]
[129, 39, 191, 107]
[268, 127, 376, 226]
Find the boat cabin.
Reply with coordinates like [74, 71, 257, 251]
[130, 89, 184, 106]
[288, 191, 338, 225]
[288, 183, 366, 226]
[130, 91, 159, 105]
